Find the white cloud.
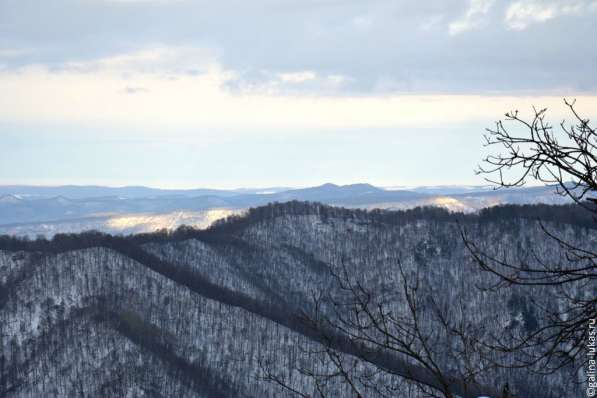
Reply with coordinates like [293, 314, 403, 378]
[505, 0, 595, 30]
[505, 2, 558, 30]
[279, 71, 317, 83]
[327, 74, 348, 85]
[63, 46, 217, 75]
[1, 49, 596, 131]
[449, 0, 496, 35]
[2, 1, 596, 94]
[236, 70, 350, 95]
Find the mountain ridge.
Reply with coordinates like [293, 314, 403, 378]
[1, 201, 590, 397]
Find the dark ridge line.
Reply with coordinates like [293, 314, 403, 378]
[0, 202, 594, 251]
[103, 308, 251, 398]
[4, 304, 247, 398]
[1, 236, 503, 398]
[205, 201, 596, 234]
[153, 238, 290, 307]
[98, 243, 509, 398]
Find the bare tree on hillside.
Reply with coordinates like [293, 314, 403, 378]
[259, 259, 504, 398]
[464, 98, 596, 375]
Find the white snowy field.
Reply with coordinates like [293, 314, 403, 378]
[0, 209, 239, 237]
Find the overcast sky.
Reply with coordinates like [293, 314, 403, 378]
[1, 0, 596, 188]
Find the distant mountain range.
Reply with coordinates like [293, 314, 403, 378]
[0, 183, 572, 236]
[0, 185, 291, 199]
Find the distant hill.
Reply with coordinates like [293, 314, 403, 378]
[0, 183, 576, 237]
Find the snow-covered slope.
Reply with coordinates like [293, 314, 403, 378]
[0, 202, 593, 397]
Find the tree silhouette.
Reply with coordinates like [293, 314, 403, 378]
[260, 259, 504, 398]
[464, 99, 596, 376]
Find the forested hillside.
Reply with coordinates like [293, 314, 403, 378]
[0, 202, 594, 397]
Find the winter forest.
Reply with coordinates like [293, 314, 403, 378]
[0, 199, 595, 397]
[2, 1, 597, 397]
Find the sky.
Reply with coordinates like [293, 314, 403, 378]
[1, 0, 596, 188]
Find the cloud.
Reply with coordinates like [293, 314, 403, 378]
[1, 1, 597, 95]
[449, 0, 496, 35]
[224, 68, 350, 95]
[505, 0, 596, 30]
[62, 46, 216, 75]
[279, 71, 317, 83]
[1, 47, 596, 130]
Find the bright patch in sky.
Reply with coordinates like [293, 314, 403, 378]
[1, 0, 596, 187]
